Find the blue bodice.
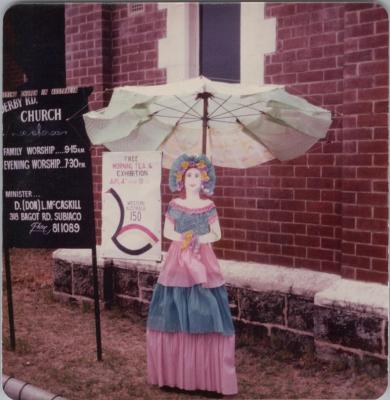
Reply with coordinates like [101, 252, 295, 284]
[165, 200, 218, 235]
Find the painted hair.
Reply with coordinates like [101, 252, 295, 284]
[168, 154, 216, 195]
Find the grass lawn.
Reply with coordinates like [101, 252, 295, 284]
[2, 249, 388, 399]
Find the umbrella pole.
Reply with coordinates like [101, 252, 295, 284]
[197, 92, 212, 155]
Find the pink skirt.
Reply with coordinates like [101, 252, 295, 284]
[158, 241, 225, 288]
[147, 329, 238, 395]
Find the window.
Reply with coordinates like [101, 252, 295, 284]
[131, 3, 144, 13]
[199, 4, 240, 83]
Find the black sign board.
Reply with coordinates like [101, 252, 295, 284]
[3, 87, 95, 248]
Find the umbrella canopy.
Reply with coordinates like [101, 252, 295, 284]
[83, 76, 332, 169]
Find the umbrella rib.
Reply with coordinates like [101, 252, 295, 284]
[176, 98, 203, 125]
[211, 99, 267, 119]
[66, 103, 90, 122]
[211, 113, 265, 120]
[176, 119, 202, 125]
[210, 96, 276, 150]
[156, 123, 179, 149]
[208, 95, 232, 118]
[235, 119, 271, 151]
[152, 103, 199, 118]
[175, 96, 203, 117]
[206, 120, 241, 124]
[209, 96, 243, 120]
[152, 114, 200, 120]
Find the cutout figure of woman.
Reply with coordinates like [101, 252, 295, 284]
[146, 154, 238, 396]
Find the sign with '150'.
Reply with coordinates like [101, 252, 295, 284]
[101, 151, 162, 261]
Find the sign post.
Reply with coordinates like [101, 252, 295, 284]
[3, 87, 102, 360]
[3, 247, 16, 351]
[91, 245, 102, 361]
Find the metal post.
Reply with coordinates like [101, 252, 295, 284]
[79, 87, 103, 361]
[4, 247, 16, 351]
[202, 95, 208, 155]
[70, 87, 102, 361]
[89, 145, 102, 361]
[197, 92, 212, 155]
[91, 245, 102, 361]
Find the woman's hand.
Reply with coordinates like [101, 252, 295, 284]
[181, 230, 193, 250]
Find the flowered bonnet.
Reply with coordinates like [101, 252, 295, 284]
[169, 154, 216, 195]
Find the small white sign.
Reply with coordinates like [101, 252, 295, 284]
[102, 151, 162, 261]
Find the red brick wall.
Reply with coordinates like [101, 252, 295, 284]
[65, 3, 388, 284]
[262, 3, 344, 277]
[342, 3, 388, 283]
[263, 2, 388, 284]
[65, 3, 112, 108]
[65, 3, 166, 100]
[111, 3, 166, 86]
[65, 3, 113, 235]
[65, 3, 166, 241]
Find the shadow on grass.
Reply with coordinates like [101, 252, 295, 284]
[160, 385, 224, 399]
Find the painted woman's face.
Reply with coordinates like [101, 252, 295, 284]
[184, 168, 202, 193]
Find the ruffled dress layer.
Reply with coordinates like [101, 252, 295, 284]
[146, 201, 238, 395]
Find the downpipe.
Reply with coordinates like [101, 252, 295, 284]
[2, 375, 67, 400]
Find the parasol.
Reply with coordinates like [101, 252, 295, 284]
[83, 76, 332, 168]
